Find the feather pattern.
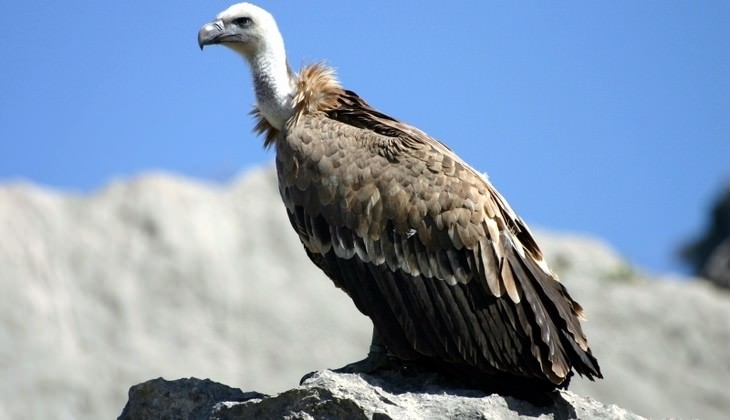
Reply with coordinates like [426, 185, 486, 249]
[257, 63, 601, 389]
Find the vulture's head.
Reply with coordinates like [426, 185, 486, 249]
[197, 2, 283, 60]
[198, 3, 293, 130]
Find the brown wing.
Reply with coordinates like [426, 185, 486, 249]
[275, 90, 601, 388]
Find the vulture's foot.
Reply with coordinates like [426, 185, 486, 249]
[334, 352, 433, 380]
[299, 344, 395, 385]
[333, 345, 395, 374]
[332, 326, 401, 374]
[300, 327, 406, 385]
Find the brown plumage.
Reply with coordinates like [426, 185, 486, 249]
[199, 3, 602, 396]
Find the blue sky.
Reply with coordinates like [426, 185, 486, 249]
[1, 1, 728, 276]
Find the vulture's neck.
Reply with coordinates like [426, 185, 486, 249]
[248, 41, 293, 130]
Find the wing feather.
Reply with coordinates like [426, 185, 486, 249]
[275, 77, 601, 387]
[501, 257, 521, 303]
[479, 237, 504, 298]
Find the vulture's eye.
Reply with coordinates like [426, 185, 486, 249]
[232, 17, 252, 27]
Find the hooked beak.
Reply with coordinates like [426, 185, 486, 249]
[198, 20, 239, 50]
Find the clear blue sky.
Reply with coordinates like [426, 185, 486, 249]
[1, 1, 728, 276]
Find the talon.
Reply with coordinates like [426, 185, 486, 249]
[299, 370, 318, 385]
[334, 351, 391, 374]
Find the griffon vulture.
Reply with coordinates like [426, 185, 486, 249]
[198, 2, 602, 396]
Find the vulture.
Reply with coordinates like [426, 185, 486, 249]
[198, 2, 602, 396]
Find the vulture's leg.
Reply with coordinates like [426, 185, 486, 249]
[333, 327, 394, 374]
[299, 327, 396, 385]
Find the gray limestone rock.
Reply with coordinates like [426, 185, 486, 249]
[118, 371, 644, 420]
[2, 166, 729, 420]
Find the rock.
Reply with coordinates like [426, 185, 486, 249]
[2, 166, 729, 420]
[537, 231, 730, 420]
[118, 378, 263, 420]
[118, 371, 644, 420]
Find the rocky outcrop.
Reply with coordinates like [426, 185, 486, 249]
[2, 167, 729, 420]
[118, 371, 643, 420]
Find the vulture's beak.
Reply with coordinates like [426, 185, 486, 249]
[198, 20, 237, 50]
